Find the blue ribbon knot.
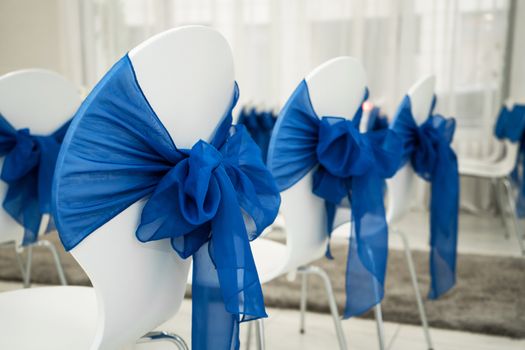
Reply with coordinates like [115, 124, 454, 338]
[317, 117, 374, 178]
[0, 114, 70, 245]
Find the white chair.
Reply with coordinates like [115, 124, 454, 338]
[0, 69, 80, 287]
[458, 104, 524, 255]
[0, 25, 234, 350]
[331, 76, 437, 350]
[247, 57, 371, 350]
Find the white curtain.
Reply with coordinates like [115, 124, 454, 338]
[75, 0, 512, 212]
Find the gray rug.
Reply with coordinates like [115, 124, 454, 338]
[1, 233, 524, 338]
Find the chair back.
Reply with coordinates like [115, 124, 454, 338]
[387, 75, 435, 224]
[0, 69, 81, 245]
[69, 26, 235, 350]
[280, 57, 367, 271]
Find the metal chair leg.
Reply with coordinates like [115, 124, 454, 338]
[255, 318, 265, 350]
[298, 266, 347, 350]
[374, 305, 386, 350]
[299, 272, 308, 334]
[36, 240, 68, 285]
[138, 331, 188, 350]
[13, 245, 26, 280]
[493, 178, 511, 239]
[23, 245, 32, 288]
[502, 177, 525, 255]
[395, 230, 434, 350]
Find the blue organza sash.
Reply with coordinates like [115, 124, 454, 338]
[391, 95, 459, 299]
[238, 107, 276, 162]
[366, 106, 389, 131]
[267, 80, 402, 317]
[494, 104, 525, 216]
[52, 55, 280, 350]
[0, 114, 70, 245]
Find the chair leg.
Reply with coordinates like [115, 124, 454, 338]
[395, 230, 434, 350]
[12, 245, 26, 281]
[502, 177, 525, 255]
[493, 178, 511, 239]
[373, 305, 386, 350]
[23, 245, 32, 288]
[36, 240, 68, 285]
[137, 331, 188, 350]
[299, 272, 308, 334]
[255, 318, 265, 350]
[245, 320, 253, 350]
[298, 266, 347, 350]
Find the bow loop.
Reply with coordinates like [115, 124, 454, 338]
[1, 128, 40, 183]
[317, 117, 374, 178]
[181, 140, 223, 225]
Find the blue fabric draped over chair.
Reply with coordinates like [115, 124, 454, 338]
[494, 104, 525, 216]
[390, 95, 459, 299]
[0, 114, 70, 245]
[267, 80, 402, 318]
[238, 107, 277, 162]
[51, 55, 280, 350]
[366, 106, 389, 132]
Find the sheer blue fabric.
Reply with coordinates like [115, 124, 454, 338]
[494, 104, 525, 216]
[267, 80, 402, 317]
[52, 55, 280, 350]
[238, 107, 276, 162]
[0, 114, 70, 245]
[366, 107, 389, 131]
[390, 95, 459, 299]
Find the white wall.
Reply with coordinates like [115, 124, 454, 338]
[0, 0, 82, 86]
[509, 0, 525, 102]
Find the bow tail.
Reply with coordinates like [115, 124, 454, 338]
[343, 174, 388, 318]
[428, 149, 459, 299]
[3, 172, 42, 245]
[191, 243, 239, 350]
[324, 201, 336, 259]
[191, 169, 266, 350]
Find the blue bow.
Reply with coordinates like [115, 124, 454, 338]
[52, 55, 280, 350]
[0, 114, 70, 245]
[494, 104, 525, 216]
[391, 95, 459, 299]
[367, 106, 389, 131]
[238, 107, 276, 162]
[267, 80, 402, 318]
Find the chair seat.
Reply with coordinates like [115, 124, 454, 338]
[330, 222, 351, 241]
[0, 286, 97, 350]
[458, 158, 510, 178]
[251, 238, 289, 284]
[458, 140, 518, 179]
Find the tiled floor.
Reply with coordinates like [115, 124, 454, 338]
[150, 297, 525, 350]
[1, 210, 524, 349]
[393, 209, 523, 257]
